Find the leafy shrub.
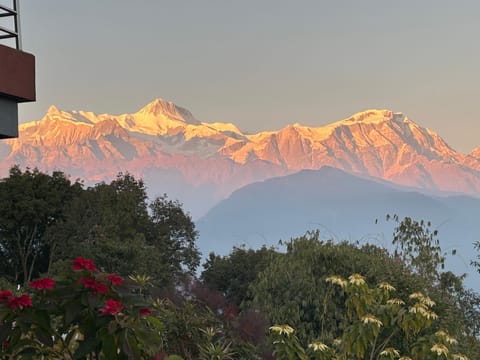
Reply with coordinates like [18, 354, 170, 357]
[270, 273, 469, 360]
[0, 256, 163, 359]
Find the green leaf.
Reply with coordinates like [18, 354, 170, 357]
[64, 301, 83, 327]
[0, 309, 11, 322]
[0, 324, 11, 342]
[73, 335, 100, 359]
[16, 346, 37, 359]
[32, 309, 52, 331]
[147, 316, 164, 330]
[122, 330, 142, 359]
[34, 327, 54, 347]
[87, 293, 101, 308]
[101, 333, 118, 359]
[9, 327, 22, 347]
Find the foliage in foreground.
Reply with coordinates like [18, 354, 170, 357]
[0, 259, 267, 359]
[270, 273, 468, 360]
[246, 230, 480, 358]
[0, 257, 161, 359]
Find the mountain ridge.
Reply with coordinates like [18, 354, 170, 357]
[196, 166, 480, 290]
[3, 99, 480, 217]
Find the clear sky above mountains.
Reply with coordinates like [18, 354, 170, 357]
[16, 0, 480, 153]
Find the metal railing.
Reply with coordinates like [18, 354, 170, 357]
[0, 0, 21, 50]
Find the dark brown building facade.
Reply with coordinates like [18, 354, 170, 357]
[0, 44, 35, 138]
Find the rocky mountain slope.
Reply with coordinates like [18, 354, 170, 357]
[1, 99, 479, 216]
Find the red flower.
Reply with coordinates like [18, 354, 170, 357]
[139, 308, 152, 316]
[7, 294, 32, 309]
[2, 340, 8, 348]
[0, 290, 13, 301]
[79, 278, 108, 294]
[106, 274, 123, 286]
[94, 282, 108, 294]
[79, 277, 96, 288]
[100, 299, 123, 315]
[29, 277, 55, 291]
[72, 257, 97, 272]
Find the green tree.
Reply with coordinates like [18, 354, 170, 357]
[149, 194, 200, 278]
[0, 166, 82, 285]
[388, 215, 445, 282]
[201, 246, 278, 307]
[270, 274, 469, 360]
[387, 215, 480, 355]
[52, 173, 200, 287]
[249, 232, 424, 343]
[248, 231, 480, 358]
[50, 173, 154, 274]
[471, 241, 480, 279]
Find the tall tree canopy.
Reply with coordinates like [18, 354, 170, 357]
[0, 167, 200, 288]
[51, 173, 200, 286]
[149, 195, 200, 278]
[201, 246, 278, 307]
[248, 232, 422, 343]
[0, 166, 82, 284]
[247, 230, 480, 358]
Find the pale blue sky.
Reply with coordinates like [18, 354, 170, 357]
[14, 0, 480, 153]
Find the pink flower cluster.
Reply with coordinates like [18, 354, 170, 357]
[79, 277, 109, 294]
[73, 257, 97, 271]
[29, 277, 55, 291]
[0, 290, 32, 310]
[1, 256, 153, 325]
[100, 299, 124, 315]
[106, 274, 123, 286]
[0, 290, 12, 301]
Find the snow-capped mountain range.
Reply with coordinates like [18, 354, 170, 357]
[1, 98, 480, 217]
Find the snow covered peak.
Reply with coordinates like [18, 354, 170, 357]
[136, 98, 200, 125]
[46, 105, 62, 115]
[6, 99, 480, 197]
[139, 98, 176, 115]
[340, 109, 405, 125]
[470, 146, 480, 159]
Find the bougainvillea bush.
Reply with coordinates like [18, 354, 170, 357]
[0, 257, 163, 359]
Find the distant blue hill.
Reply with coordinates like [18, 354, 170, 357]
[197, 166, 480, 290]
